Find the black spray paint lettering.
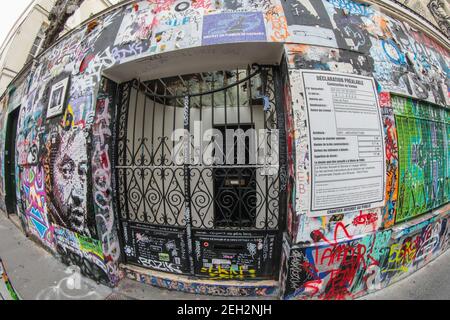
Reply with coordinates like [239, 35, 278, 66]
[112, 42, 144, 61]
[85, 47, 116, 84]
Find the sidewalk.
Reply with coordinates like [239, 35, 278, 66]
[2, 212, 450, 300]
[0, 213, 266, 300]
[0, 213, 113, 300]
[361, 246, 450, 300]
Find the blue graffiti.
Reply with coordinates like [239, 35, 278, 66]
[382, 39, 406, 65]
[29, 207, 48, 239]
[327, 0, 374, 17]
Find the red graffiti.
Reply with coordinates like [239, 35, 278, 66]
[311, 230, 325, 243]
[296, 229, 389, 300]
[352, 211, 378, 226]
[384, 117, 398, 161]
[191, 0, 211, 9]
[149, 0, 176, 14]
[317, 243, 367, 268]
[320, 256, 360, 300]
[333, 222, 353, 244]
[303, 280, 322, 298]
[312, 222, 354, 245]
[79, 54, 94, 73]
[379, 92, 391, 108]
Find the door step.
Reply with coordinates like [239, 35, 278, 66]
[120, 263, 280, 298]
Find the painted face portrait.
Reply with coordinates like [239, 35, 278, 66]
[51, 129, 91, 237]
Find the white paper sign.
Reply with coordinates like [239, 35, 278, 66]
[301, 70, 386, 217]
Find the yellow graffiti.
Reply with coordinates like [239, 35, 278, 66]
[382, 265, 409, 273]
[62, 104, 75, 129]
[388, 241, 417, 265]
[201, 265, 256, 280]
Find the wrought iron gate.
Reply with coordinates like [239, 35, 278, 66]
[115, 64, 287, 280]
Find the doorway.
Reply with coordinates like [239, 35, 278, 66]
[5, 107, 20, 216]
[115, 65, 286, 280]
[213, 124, 256, 228]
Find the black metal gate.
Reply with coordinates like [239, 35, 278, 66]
[115, 64, 287, 280]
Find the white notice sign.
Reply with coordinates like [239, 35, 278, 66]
[301, 71, 385, 217]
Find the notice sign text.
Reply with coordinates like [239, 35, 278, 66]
[301, 71, 385, 216]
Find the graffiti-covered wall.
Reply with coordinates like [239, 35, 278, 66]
[280, 0, 449, 300]
[0, 0, 448, 298]
[281, 0, 449, 240]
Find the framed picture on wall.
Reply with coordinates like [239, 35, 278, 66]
[47, 77, 70, 119]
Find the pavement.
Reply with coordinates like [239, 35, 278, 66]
[0, 213, 266, 300]
[1, 212, 450, 300]
[361, 247, 450, 300]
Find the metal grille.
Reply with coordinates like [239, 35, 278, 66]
[116, 65, 282, 230]
[114, 65, 287, 277]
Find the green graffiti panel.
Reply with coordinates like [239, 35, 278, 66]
[393, 96, 448, 223]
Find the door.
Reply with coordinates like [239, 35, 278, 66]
[5, 107, 20, 216]
[213, 124, 256, 228]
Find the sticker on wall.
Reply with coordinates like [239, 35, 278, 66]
[47, 77, 70, 119]
[300, 70, 386, 217]
[53, 225, 107, 274]
[202, 12, 266, 46]
[122, 222, 189, 274]
[114, 1, 154, 46]
[194, 232, 277, 280]
[280, 0, 338, 48]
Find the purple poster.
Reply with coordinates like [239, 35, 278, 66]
[202, 12, 267, 45]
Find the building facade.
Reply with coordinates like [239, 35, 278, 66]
[0, 0, 448, 299]
[396, 0, 449, 37]
[0, 0, 120, 96]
